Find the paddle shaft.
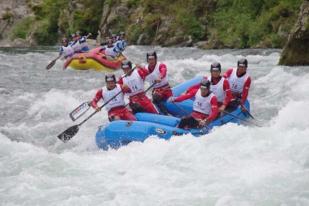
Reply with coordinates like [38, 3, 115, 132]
[76, 68, 148, 126]
[240, 104, 256, 120]
[78, 80, 156, 126]
[222, 110, 260, 127]
[58, 69, 141, 142]
[68, 68, 137, 120]
[46, 56, 61, 70]
[78, 90, 123, 127]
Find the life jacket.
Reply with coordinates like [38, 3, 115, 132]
[60, 45, 74, 59]
[122, 69, 145, 97]
[193, 90, 215, 115]
[70, 40, 82, 53]
[105, 46, 120, 58]
[227, 68, 250, 96]
[114, 40, 126, 52]
[102, 84, 125, 111]
[209, 76, 225, 103]
[145, 62, 169, 88]
[79, 36, 89, 52]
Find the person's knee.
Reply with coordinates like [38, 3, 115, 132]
[130, 103, 144, 114]
[152, 94, 162, 104]
[109, 115, 121, 122]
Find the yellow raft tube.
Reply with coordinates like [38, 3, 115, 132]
[64, 47, 126, 72]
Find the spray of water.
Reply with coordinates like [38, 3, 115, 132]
[1, 47, 309, 205]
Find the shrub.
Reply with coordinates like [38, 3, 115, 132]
[11, 17, 34, 39]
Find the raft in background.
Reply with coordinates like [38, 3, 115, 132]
[63, 47, 126, 72]
[95, 76, 250, 150]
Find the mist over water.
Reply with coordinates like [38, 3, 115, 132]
[1, 46, 309, 206]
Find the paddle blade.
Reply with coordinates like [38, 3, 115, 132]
[70, 102, 91, 121]
[46, 59, 56, 70]
[57, 125, 79, 142]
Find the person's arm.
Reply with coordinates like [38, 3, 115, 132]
[118, 78, 131, 93]
[158, 63, 167, 79]
[206, 96, 218, 122]
[223, 79, 232, 106]
[117, 77, 124, 86]
[240, 76, 251, 105]
[223, 68, 233, 78]
[91, 89, 103, 109]
[79, 36, 86, 43]
[120, 84, 131, 93]
[174, 85, 199, 102]
[58, 47, 64, 57]
[137, 68, 150, 80]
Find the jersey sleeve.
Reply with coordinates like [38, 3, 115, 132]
[158, 63, 167, 79]
[223, 79, 232, 106]
[91, 89, 103, 108]
[207, 96, 219, 122]
[174, 84, 200, 102]
[223, 68, 233, 78]
[240, 76, 251, 105]
[137, 68, 150, 80]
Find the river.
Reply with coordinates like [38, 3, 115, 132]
[0, 46, 309, 206]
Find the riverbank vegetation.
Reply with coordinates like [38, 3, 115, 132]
[9, 0, 303, 48]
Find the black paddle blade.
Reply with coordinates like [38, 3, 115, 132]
[46, 60, 56, 70]
[57, 125, 79, 142]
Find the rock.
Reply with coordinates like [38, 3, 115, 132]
[279, 1, 309, 66]
[163, 36, 185, 46]
[137, 33, 147, 45]
[12, 38, 29, 47]
[195, 38, 225, 49]
[0, 0, 36, 46]
[99, 2, 129, 38]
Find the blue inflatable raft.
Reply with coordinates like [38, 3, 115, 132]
[95, 76, 250, 150]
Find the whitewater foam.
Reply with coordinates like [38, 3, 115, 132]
[1, 47, 309, 205]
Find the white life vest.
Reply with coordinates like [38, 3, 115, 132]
[102, 84, 125, 111]
[60, 45, 74, 59]
[79, 36, 89, 52]
[209, 76, 226, 103]
[193, 91, 215, 115]
[227, 68, 250, 95]
[70, 40, 82, 53]
[122, 69, 145, 97]
[114, 40, 125, 52]
[145, 62, 169, 88]
[105, 46, 119, 58]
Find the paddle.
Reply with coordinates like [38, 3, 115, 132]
[69, 101, 91, 121]
[67, 67, 137, 121]
[240, 104, 256, 120]
[146, 82, 157, 93]
[221, 110, 261, 127]
[46, 56, 61, 70]
[58, 90, 123, 142]
[59, 67, 141, 142]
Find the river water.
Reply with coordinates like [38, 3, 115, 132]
[0, 46, 309, 206]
